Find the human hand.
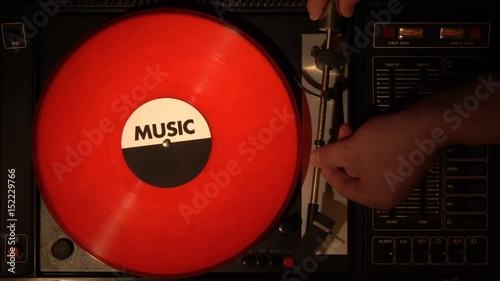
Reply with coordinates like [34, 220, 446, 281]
[307, 0, 361, 20]
[309, 111, 444, 210]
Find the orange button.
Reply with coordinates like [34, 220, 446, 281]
[398, 28, 424, 39]
[440, 28, 464, 39]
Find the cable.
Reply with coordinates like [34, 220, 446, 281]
[293, 75, 334, 99]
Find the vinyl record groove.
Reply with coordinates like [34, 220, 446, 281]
[33, 9, 300, 278]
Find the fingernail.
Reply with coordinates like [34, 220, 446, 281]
[344, 7, 354, 17]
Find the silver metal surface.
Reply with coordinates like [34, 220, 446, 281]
[40, 200, 118, 273]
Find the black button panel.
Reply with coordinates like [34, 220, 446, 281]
[372, 236, 488, 265]
[241, 254, 288, 268]
[368, 35, 493, 276]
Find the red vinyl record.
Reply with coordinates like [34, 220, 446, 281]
[33, 9, 300, 278]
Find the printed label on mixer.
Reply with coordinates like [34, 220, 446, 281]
[121, 98, 212, 187]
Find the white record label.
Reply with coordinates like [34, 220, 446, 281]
[121, 98, 212, 187]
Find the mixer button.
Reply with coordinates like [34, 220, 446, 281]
[445, 146, 463, 158]
[256, 255, 269, 267]
[445, 197, 465, 212]
[446, 197, 487, 212]
[445, 161, 487, 177]
[395, 237, 411, 264]
[444, 215, 465, 230]
[270, 255, 283, 268]
[283, 256, 295, 268]
[466, 237, 487, 264]
[445, 179, 488, 195]
[443, 214, 487, 230]
[51, 238, 74, 260]
[241, 255, 257, 267]
[448, 237, 465, 264]
[430, 237, 447, 264]
[278, 213, 302, 236]
[413, 237, 429, 264]
[6, 244, 24, 260]
[372, 237, 394, 264]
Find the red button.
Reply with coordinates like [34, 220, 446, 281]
[283, 256, 295, 268]
[382, 27, 395, 39]
[6, 245, 22, 259]
[469, 28, 482, 40]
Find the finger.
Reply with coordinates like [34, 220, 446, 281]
[310, 139, 348, 168]
[322, 171, 380, 209]
[339, 0, 360, 17]
[307, 0, 329, 20]
[338, 123, 353, 140]
[321, 168, 362, 200]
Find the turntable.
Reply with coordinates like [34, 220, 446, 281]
[1, 0, 499, 280]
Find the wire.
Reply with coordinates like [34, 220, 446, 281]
[293, 75, 321, 98]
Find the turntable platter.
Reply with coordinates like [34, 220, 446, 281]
[33, 9, 300, 278]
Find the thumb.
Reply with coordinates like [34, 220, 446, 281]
[307, 0, 329, 20]
[339, 0, 361, 17]
[310, 138, 349, 169]
[337, 123, 353, 140]
[310, 123, 352, 168]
